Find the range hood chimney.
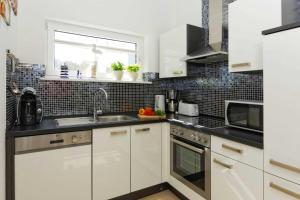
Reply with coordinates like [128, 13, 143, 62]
[185, 0, 228, 64]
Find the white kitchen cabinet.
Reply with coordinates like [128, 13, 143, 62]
[264, 173, 300, 200]
[211, 152, 263, 200]
[228, 0, 281, 72]
[93, 126, 131, 200]
[131, 123, 162, 191]
[15, 146, 91, 200]
[264, 27, 300, 185]
[161, 122, 171, 183]
[211, 136, 263, 170]
[159, 25, 188, 78]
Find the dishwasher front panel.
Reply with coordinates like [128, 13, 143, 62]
[15, 145, 91, 200]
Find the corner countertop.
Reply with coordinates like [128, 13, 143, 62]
[6, 112, 167, 138]
[262, 22, 300, 35]
[6, 112, 263, 149]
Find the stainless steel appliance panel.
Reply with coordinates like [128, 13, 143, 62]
[15, 130, 92, 154]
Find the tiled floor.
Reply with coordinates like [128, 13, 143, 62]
[139, 190, 180, 200]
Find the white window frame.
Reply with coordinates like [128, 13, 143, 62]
[46, 19, 144, 80]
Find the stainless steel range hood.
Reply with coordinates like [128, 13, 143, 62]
[185, 0, 228, 64]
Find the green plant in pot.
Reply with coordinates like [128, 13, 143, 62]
[127, 64, 141, 81]
[111, 61, 125, 81]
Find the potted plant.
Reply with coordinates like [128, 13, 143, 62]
[127, 64, 140, 81]
[111, 61, 125, 81]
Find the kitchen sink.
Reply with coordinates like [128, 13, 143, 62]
[95, 115, 137, 122]
[55, 115, 137, 126]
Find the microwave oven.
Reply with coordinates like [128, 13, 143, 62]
[225, 100, 263, 133]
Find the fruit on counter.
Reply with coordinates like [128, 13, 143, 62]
[138, 107, 165, 116]
[144, 107, 155, 116]
[139, 108, 145, 115]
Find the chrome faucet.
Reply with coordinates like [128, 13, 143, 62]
[93, 88, 108, 121]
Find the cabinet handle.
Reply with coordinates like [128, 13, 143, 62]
[172, 70, 183, 75]
[270, 159, 300, 174]
[110, 130, 127, 135]
[135, 128, 150, 133]
[222, 144, 243, 154]
[231, 62, 251, 68]
[213, 158, 233, 169]
[270, 182, 300, 199]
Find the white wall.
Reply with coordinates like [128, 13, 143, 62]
[17, 0, 176, 72]
[0, 14, 18, 200]
[17, 0, 202, 73]
[175, 0, 202, 27]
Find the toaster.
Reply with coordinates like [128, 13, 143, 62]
[178, 101, 199, 116]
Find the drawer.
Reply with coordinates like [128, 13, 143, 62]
[211, 152, 263, 200]
[211, 136, 263, 169]
[264, 173, 300, 200]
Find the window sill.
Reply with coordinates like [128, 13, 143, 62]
[39, 76, 152, 84]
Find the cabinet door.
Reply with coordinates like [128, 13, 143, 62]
[228, 0, 281, 72]
[159, 25, 187, 78]
[131, 123, 162, 191]
[264, 28, 300, 185]
[93, 126, 130, 200]
[15, 146, 91, 200]
[211, 152, 263, 200]
[265, 173, 300, 200]
[162, 122, 171, 182]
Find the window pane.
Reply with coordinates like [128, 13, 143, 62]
[54, 31, 137, 79]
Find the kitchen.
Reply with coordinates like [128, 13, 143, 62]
[1, 0, 300, 200]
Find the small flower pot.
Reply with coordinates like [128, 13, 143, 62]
[128, 72, 139, 81]
[113, 71, 124, 81]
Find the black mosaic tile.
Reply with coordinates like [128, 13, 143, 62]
[6, 0, 262, 125]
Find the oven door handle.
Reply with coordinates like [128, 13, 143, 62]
[171, 138, 205, 154]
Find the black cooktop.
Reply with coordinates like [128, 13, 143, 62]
[168, 114, 225, 129]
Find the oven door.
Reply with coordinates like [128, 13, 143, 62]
[170, 135, 211, 199]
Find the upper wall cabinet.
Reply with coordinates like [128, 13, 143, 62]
[228, 0, 281, 72]
[159, 24, 203, 78]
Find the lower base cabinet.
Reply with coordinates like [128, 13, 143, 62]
[131, 124, 162, 192]
[211, 152, 263, 200]
[93, 123, 162, 199]
[264, 173, 300, 200]
[93, 126, 131, 200]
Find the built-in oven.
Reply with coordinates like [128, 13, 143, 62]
[170, 124, 211, 200]
[225, 100, 263, 133]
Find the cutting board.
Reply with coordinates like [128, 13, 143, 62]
[138, 114, 166, 120]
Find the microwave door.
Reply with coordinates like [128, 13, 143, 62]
[248, 105, 263, 131]
[227, 103, 249, 128]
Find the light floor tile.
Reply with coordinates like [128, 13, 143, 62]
[139, 190, 180, 200]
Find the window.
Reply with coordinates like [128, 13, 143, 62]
[47, 21, 144, 81]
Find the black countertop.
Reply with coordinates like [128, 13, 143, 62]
[262, 22, 300, 35]
[205, 127, 263, 149]
[7, 112, 263, 149]
[6, 112, 166, 137]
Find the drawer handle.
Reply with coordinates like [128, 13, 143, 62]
[135, 128, 150, 133]
[270, 182, 300, 199]
[172, 70, 183, 75]
[270, 159, 300, 174]
[231, 62, 251, 68]
[222, 144, 243, 154]
[50, 139, 64, 144]
[110, 131, 127, 135]
[213, 158, 233, 169]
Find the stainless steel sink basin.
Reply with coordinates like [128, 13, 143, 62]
[55, 115, 137, 126]
[95, 115, 137, 122]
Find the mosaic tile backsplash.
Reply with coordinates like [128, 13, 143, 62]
[6, 0, 262, 128]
